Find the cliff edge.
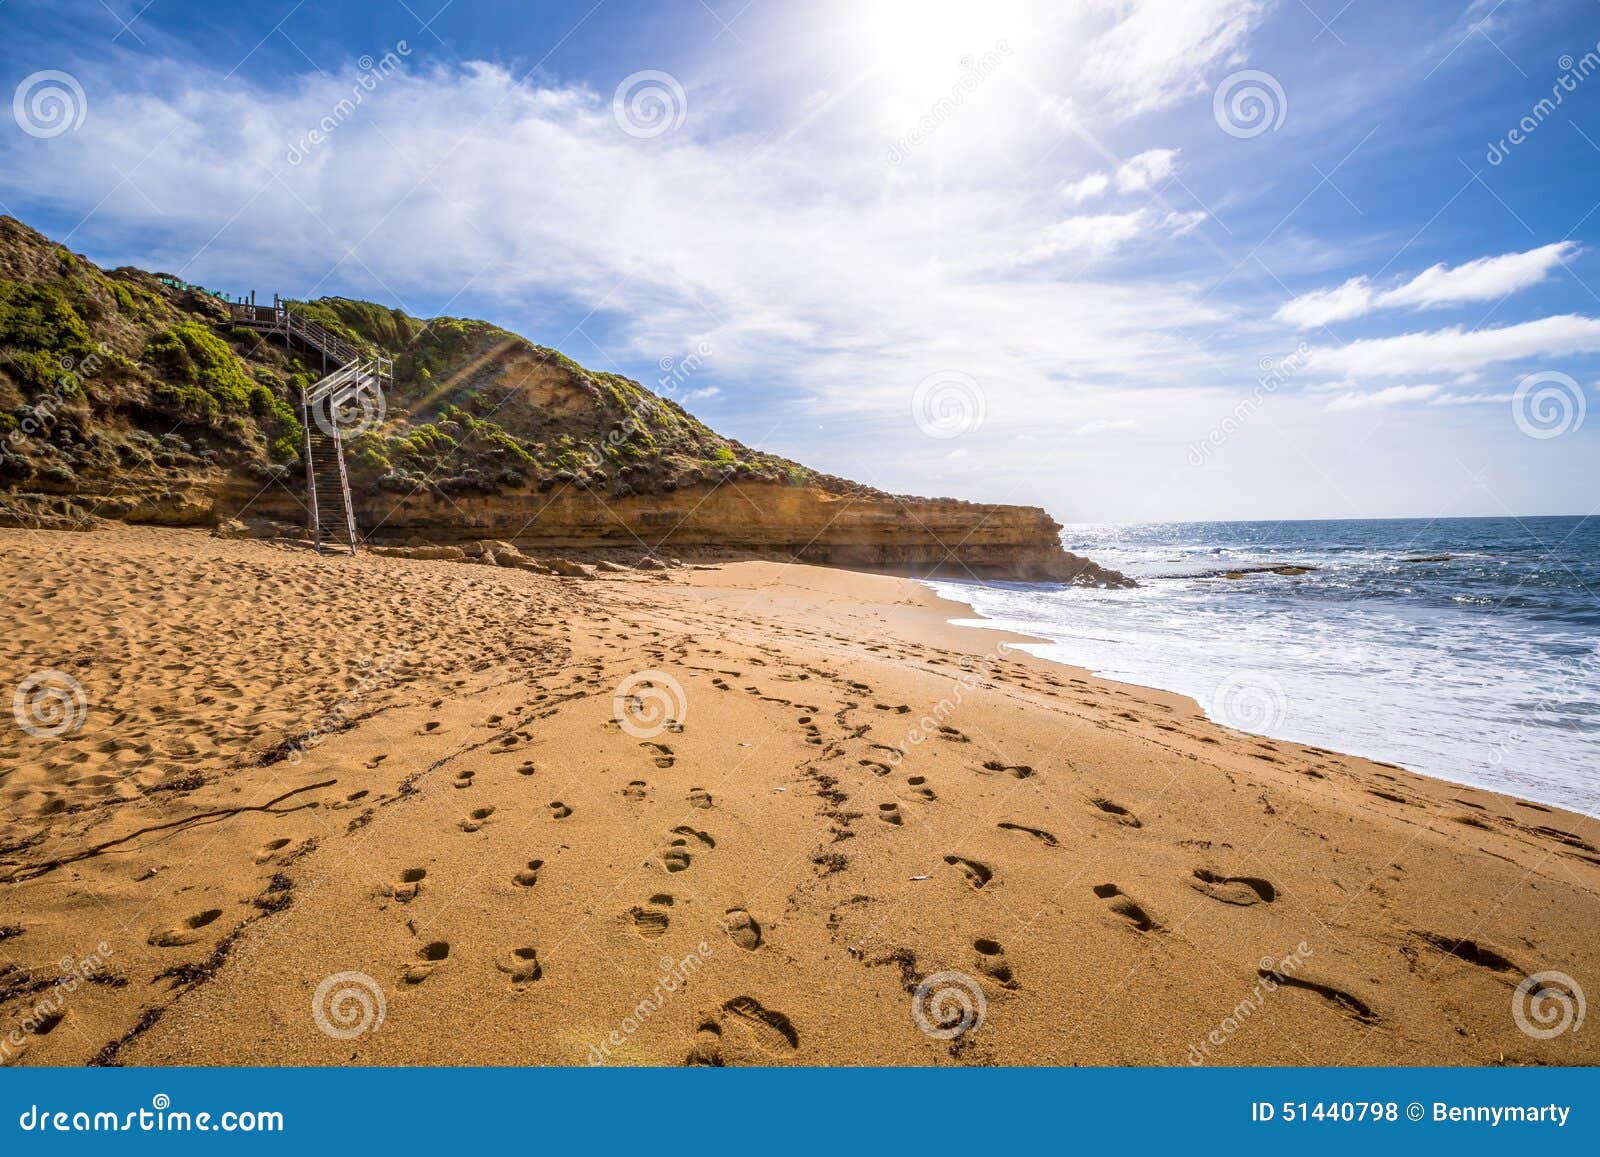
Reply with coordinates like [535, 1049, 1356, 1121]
[0, 215, 1131, 586]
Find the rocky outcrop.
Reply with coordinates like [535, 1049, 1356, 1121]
[226, 476, 1132, 585]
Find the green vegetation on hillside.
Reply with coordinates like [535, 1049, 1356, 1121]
[0, 213, 879, 505]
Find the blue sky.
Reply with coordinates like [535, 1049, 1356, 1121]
[2, 0, 1598, 522]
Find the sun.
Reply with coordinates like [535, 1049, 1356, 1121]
[858, 0, 1024, 95]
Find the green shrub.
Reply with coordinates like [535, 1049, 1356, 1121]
[144, 322, 256, 419]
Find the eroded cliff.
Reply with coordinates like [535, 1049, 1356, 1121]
[0, 215, 1130, 586]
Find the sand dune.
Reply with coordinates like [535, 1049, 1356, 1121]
[0, 526, 1594, 1066]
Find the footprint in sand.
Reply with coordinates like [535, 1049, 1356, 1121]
[622, 780, 648, 801]
[497, 947, 542, 986]
[364, 754, 389, 769]
[548, 801, 572, 819]
[937, 726, 969, 743]
[973, 937, 1019, 989]
[1413, 932, 1520, 973]
[517, 760, 537, 776]
[1257, 966, 1378, 1025]
[685, 1016, 724, 1066]
[1092, 884, 1161, 932]
[387, 867, 427, 903]
[512, 859, 544, 887]
[629, 895, 673, 937]
[878, 802, 904, 826]
[641, 742, 675, 768]
[1190, 867, 1276, 906]
[687, 787, 713, 809]
[253, 837, 293, 865]
[981, 760, 1036, 779]
[459, 806, 496, 832]
[1088, 796, 1142, 828]
[147, 908, 223, 948]
[723, 908, 762, 950]
[402, 940, 450, 984]
[658, 841, 693, 872]
[944, 854, 993, 888]
[907, 775, 936, 800]
[671, 824, 715, 847]
[997, 821, 1058, 847]
[416, 721, 442, 736]
[453, 770, 475, 789]
[721, 996, 800, 1054]
[859, 759, 891, 776]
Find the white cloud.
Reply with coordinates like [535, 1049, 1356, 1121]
[1381, 242, 1576, 309]
[1015, 212, 1152, 263]
[1275, 277, 1378, 328]
[1011, 208, 1206, 265]
[1115, 148, 1180, 192]
[1307, 315, 1600, 377]
[1060, 171, 1110, 204]
[0, 60, 1233, 435]
[1075, 418, 1139, 433]
[1080, 0, 1271, 117]
[1276, 242, 1577, 327]
[1323, 384, 1440, 411]
[1429, 389, 1516, 405]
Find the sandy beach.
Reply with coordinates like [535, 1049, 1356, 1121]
[0, 524, 1595, 1067]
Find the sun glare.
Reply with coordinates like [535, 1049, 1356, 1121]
[859, 0, 1023, 93]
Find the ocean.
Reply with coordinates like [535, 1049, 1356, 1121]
[927, 516, 1600, 816]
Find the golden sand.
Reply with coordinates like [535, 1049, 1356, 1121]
[0, 526, 1595, 1066]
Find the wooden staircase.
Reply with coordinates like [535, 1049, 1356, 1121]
[228, 297, 392, 555]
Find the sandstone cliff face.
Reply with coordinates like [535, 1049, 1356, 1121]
[0, 214, 1131, 587]
[227, 479, 1129, 585]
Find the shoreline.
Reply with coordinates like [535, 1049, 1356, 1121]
[869, 570, 1595, 822]
[919, 571, 1600, 821]
[0, 526, 1595, 1067]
